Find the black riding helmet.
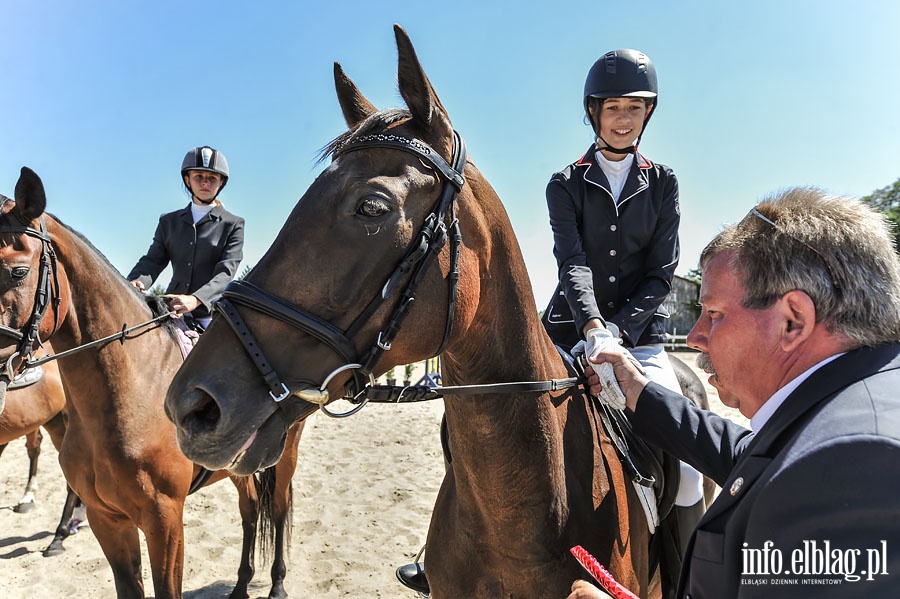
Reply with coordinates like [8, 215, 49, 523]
[181, 146, 229, 199]
[583, 49, 658, 154]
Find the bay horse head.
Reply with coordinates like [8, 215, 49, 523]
[166, 24, 531, 474]
[166, 26, 655, 597]
[0, 168, 69, 415]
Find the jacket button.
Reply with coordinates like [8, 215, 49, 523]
[608, 276, 616, 283]
[610, 224, 617, 232]
[609, 249, 617, 256]
[607, 302, 615, 308]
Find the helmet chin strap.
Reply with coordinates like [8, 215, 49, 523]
[597, 136, 636, 155]
[593, 117, 646, 156]
[187, 185, 218, 205]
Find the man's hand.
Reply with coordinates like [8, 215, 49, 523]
[574, 326, 629, 410]
[591, 361, 627, 410]
[129, 279, 146, 292]
[566, 580, 614, 599]
[584, 348, 650, 412]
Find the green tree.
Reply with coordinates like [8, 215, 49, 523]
[683, 268, 702, 285]
[860, 177, 900, 251]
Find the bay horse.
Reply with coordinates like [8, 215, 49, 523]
[0, 355, 90, 556]
[164, 25, 706, 598]
[0, 176, 303, 599]
[1, 357, 66, 514]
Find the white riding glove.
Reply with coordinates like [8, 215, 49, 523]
[573, 326, 627, 411]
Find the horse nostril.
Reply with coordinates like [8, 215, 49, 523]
[179, 389, 222, 434]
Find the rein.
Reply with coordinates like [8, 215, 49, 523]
[344, 376, 585, 405]
[21, 311, 177, 372]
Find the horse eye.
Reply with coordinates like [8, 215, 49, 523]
[357, 197, 390, 218]
[10, 266, 29, 281]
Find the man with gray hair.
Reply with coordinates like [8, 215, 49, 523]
[569, 187, 900, 598]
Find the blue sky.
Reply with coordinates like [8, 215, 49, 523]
[2, 1, 898, 306]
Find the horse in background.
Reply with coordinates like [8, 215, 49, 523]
[0, 354, 90, 556]
[164, 25, 709, 597]
[0, 174, 303, 599]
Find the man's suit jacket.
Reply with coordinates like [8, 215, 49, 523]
[630, 343, 900, 597]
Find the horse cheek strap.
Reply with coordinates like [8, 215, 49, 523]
[212, 131, 467, 414]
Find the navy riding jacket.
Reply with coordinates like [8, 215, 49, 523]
[545, 145, 680, 347]
[126, 203, 244, 319]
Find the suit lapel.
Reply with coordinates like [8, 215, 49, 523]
[177, 204, 193, 225]
[748, 344, 900, 457]
[694, 344, 900, 528]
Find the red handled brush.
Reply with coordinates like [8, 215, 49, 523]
[569, 545, 639, 599]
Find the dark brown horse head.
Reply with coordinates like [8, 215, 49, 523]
[166, 24, 516, 474]
[0, 168, 69, 413]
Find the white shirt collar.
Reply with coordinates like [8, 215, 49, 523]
[750, 352, 845, 431]
[190, 202, 215, 223]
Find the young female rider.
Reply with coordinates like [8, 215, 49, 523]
[541, 49, 705, 564]
[127, 146, 244, 329]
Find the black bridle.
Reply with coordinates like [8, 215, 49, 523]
[0, 202, 177, 379]
[214, 130, 467, 413]
[0, 213, 62, 379]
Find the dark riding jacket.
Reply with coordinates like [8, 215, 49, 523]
[544, 145, 679, 348]
[126, 203, 244, 319]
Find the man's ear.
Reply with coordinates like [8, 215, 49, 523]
[779, 290, 817, 350]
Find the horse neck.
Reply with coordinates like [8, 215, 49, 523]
[46, 219, 182, 414]
[48, 220, 149, 344]
[443, 177, 563, 388]
[439, 179, 573, 479]
[431, 190, 622, 564]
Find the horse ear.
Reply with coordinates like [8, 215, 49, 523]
[13, 167, 47, 223]
[334, 62, 377, 128]
[393, 24, 453, 143]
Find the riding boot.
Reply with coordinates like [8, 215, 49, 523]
[396, 562, 430, 595]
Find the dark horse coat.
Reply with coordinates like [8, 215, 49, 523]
[630, 343, 900, 597]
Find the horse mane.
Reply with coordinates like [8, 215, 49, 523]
[144, 295, 179, 340]
[317, 108, 411, 162]
[52, 214, 125, 277]
[51, 214, 178, 341]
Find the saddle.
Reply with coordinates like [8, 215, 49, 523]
[560, 349, 681, 530]
[8, 365, 44, 390]
[173, 316, 203, 360]
[561, 349, 696, 599]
